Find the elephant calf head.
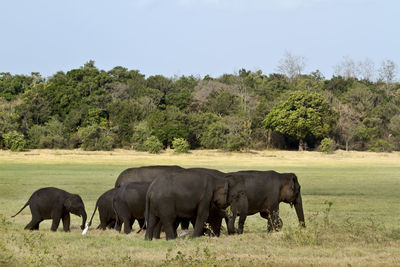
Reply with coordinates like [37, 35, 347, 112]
[64, 194, 87, 230]
[280, 173, 305, 227]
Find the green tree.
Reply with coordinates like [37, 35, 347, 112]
[200, 121, 229, 149]
[263, 91, 337, 150]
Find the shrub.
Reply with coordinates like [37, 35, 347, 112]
[3, 131, 26, 152]
[320, 138, 336, 153]
[227, 134, 246, 151]
[172, 138, 190, 153]
[369, 139, 393, 152]
[131, 121, 151, 151]
[143, 136, 163, 154]
[78, 124, 114, 151]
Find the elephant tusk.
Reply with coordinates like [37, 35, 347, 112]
[82, 223, 89, 235]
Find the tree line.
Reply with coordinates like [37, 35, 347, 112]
[1, 58, 400, 152]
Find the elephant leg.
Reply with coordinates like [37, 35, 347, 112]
[260, 211, 274, 232]
[33, 220, 42, 230]
[51, 210, 62, 232]
[106, 219, 116, 229]
[153, 221, 162, 239]
[25, 208, 42, 230]
[145, 213, 159, 241]
[160, 218, 176, 240]
[180, 218, 190, 230]
[25, 218, 41, 230]
[123, 217, 133, 234]
[114, 218, 122, 232]
[208, 216, 222, 237]
[138, 219, 146, 230]
[62, 213, 71, 232]
[192, 203, 209, 238]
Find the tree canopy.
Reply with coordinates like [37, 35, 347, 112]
[1, 62, 400, 152]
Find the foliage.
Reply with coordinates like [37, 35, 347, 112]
[263, 91, 337, 150]
[131, 121, 151, 151]
[78, 124, 114, 151]
[0, 63, 399, 151]
[172, 138, 190, 153]
[319, 138, 336, 153]
[3, 130, 26, 151]
[369, 139, 393, 152]
[143, 136, 163, 154]
[200, 121, 229, 149]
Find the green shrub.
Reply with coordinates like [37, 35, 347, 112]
[200, 121, 229, 149]
[369, 139, 393, 152]
[227, 134, 246, 151]
[320, 138, 336, 153]
[78, 124, 114, 151]
[172, 138, 190, 153]
[131, 121, 151, 151]
[143, 136, 163, 154]
[3, 130, 26, 151]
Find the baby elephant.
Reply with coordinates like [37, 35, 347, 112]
[11, 187, 87, 232]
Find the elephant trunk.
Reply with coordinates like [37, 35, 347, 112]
[294, 193, 305, 227]
[80, 209, 87, 230]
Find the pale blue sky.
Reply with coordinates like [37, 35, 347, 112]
[1, 0, 399, 79]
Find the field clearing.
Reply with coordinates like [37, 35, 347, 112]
[0, 149, 400, 266]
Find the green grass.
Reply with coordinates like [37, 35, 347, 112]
[0, 149, 400, 266]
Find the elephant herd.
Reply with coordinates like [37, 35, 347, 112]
[12, 165, 305, 240]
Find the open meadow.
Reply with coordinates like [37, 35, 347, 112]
[0, 149, 399, 266]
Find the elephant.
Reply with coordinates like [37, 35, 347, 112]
[229, 170, 305, 231]
[114, 165, 190, 229]
[88, 188, 119, 230]
[145, 168, 247, 240]
[11, 187, 87, 232]
[189, 168, 248, 236]
[114, 165, 184, 188]
[112, 182, 149, 234]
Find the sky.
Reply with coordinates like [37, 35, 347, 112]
[1, 0, 399, 79]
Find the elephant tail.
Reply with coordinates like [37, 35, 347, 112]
[88, 200, 99, 227]
[142, 191, 150, 233]
[11, 201, 29, 218]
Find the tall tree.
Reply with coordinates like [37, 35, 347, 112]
[263, 91, 337, 150]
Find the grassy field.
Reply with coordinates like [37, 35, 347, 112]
[0, 149, 399, 266]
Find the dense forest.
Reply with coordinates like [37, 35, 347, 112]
[1, 58, 400, 152]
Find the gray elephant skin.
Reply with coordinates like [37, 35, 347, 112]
[145, 168, 247, 240]
[88, 188, 119, 230]
[112, 182, 149, 234]
[114, 165, 184, 188]
[230, 170, 305, 231]
[11, 187, 87, 231]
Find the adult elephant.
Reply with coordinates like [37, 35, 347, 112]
[88, 188, 119, 230]
[145, 168, 247, 240]
[114, 165, 184, 188]
[11, 187, 87, 232]
[190, 168, 248, 236]
[229, 170, 305, 231]
[112, 182, 149, 234]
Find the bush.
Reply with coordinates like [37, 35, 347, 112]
[172, 138, 190, 153]
[200, 122, 229, 149]
[78, 124, 114, 151]
[227, 134, 246, 151]
[320, 138, 336, 153]
[3, 131, 26, 151]
[369, 139, 393, 152]
[143, 136, 163, 154]
[131, 121, 151, 151]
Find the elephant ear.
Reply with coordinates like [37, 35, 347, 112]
[64, 198, 73, 211]
[213, 180, 229, 209]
